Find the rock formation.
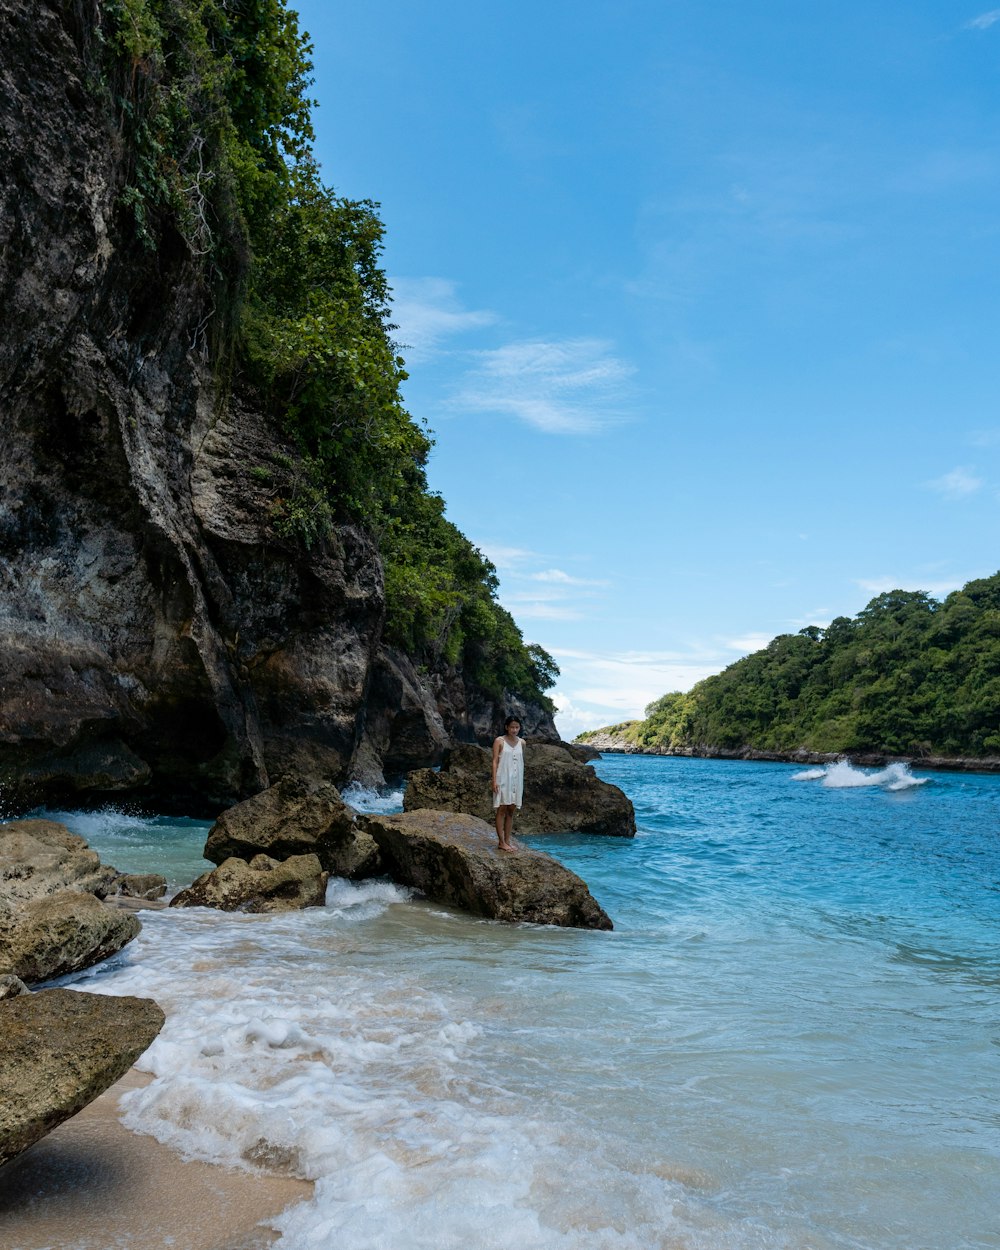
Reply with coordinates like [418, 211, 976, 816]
[0, 0, 556, 814]
[0, 819, 145, 984]
[0, 892, 141, 985]
[203, 777, 379, 879]
[170, 853, 328, 913]
[404, 743, 636, 837]
[0, 988, 164, 1168]
[360, 810, 613, 929]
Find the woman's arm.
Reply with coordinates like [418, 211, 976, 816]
[491, 737, 501, 792]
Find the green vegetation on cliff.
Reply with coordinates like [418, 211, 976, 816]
[100, 0, 555, 707]
[580, 574, 1000, 758]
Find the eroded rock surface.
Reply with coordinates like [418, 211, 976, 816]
[0, 988, 164, 1168]
[361, 810, 613, 929]
[170, 853, 328, 913]
[0, 818, 147, 984]
[0, 892, 140, 985]
[204, 777, 379, 878]
[0, 819, 117, 904]
[404, 743, 636, 837]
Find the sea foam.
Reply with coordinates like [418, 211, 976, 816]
[793, 760, 928, 790]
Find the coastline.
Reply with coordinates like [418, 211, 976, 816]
[580, 735, 1000, 774]
[0, 1069, 311, 1250]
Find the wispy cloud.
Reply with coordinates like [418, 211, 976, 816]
[389, 277, 496, 363]
[453, 338, 634, 434]
[724, 633, 773, 653]
[476, 543, 537, 571]
[548, 645, 725, 738]
[855, 575, 966, 597]
[528, 568, 609, 586]
[927, 466, 983, 498]
[965, 9, 1000, 30]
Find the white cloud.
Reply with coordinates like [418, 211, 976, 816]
[507, 602, 583, 621]
[724, 633, 773, 653]
[927, 466, 984, 498]
[476, 543, 536, 571]
[965, 9, 1000, 29]
[547, 646, 725, 738]
[529, 568, 609, 586]
[855, 575, 966, 598]
[389, 277, 496, 363]
[454, 338, 635, 434]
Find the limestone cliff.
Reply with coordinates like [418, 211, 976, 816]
[0, 0, 556, 812]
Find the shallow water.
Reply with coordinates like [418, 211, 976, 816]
[50, 756, 1000, 1249]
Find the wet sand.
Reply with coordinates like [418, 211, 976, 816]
[0, 1071, 311, 1250]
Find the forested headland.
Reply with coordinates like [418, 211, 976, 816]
[580, 573, 1000, 762]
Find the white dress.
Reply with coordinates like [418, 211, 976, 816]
[493, 737, 524, 809]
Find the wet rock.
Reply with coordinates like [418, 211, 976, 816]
[0, 819, 118, 904]
[0, 975, 29, 1000]
[404, 743, 636, 837]
[204, 777, 380, 879]
[0, 988, 164, 1168]
[361, 810, 613, 930]
[111, 873, 168, 901]
[0, 891, 140, 986]
[561, 741, 602, 762]
[169, 853, 328, 913]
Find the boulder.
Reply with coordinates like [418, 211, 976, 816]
[0, 975, 29, 1000]
[361, 810, 613, 930]
[170, 853, 328, 913]
[560, 741, 602, 762]
[204, 776, 380, 879]
[111, 872, 168, 901]
[0, 988, 164, 1168]
[0, 891, 141, 986]
[404, 743, 636, 837]
[0, 819, 118, 903]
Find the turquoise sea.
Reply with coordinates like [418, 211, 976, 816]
[42, 756, 1000, 1249]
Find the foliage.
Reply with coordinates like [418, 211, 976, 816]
[581, 574, 1000, 758]
[97, 0, 556, 706]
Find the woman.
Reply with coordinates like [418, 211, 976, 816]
[491, 716, 524, 852]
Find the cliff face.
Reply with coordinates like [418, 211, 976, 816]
[0, 0, 556, 812]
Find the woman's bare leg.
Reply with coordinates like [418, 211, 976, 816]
[496, 805, 516, 850]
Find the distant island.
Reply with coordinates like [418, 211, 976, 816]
[578, 573, 1000, 768]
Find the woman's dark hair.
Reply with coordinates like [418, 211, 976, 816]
[504, 716, 522, 731]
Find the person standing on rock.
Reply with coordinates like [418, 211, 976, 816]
[492, 716, 524, 852]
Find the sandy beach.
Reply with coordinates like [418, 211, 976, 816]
[0, 1070, 311, 1250]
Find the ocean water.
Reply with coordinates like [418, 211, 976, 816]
[46, 756, 1000, 1250]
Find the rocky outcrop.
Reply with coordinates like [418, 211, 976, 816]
[0, 988, 164, 1168]
[170, 853, 328, 913]
[204, 777, 379, 879]
[404, 743, 636, 837]
[0, 0, 556, 812]
[110, 872, 168, 901]
[0, 975, 29, 1000]
[0, 892, 141, 985]
[361, 810, 613, 929]
[0, 819, 118, 903]
[0, 818, 142, 984]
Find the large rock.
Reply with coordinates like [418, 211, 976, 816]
[170, 853, 328, 913]
[0, 819, 118, 904]
[0, 818, 144, 984]
[0, 891, 141, 985]
[204, 776, 379, 878]
[0, 987, 164, 1168]
[361, 810, 613, 929]
[404, 743, 636, 837]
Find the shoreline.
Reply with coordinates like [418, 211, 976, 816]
[0, 1069, 311, 1250]
[582, 740, 1000, 775]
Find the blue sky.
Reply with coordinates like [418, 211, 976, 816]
[293, 1, 1000, 738]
